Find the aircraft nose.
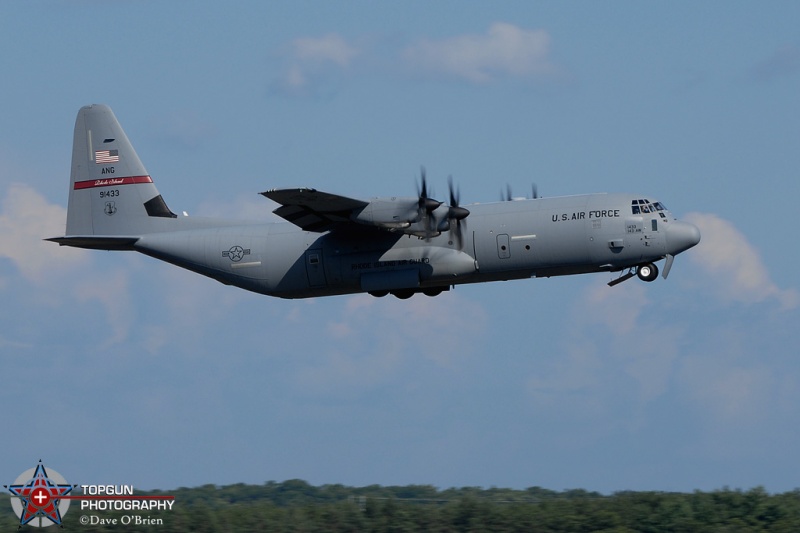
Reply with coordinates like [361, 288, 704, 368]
[666, 220, 701, 255]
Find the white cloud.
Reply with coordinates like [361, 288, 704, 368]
[529, 282, 680, 420]
[527, 211, 800, 451]
[685, 212, 798, 309]
[73, 268, 134, 348]
[680, 359, 774, 423]
[158, 264, 249, 329]
[284, 65, 307, 89]
[583, 284, 681, 404]
[749, 44, 800, 82]
[335, 292, 488, 368]
[292, 34, 359, 67]
[403, 22, 555, 83]
[295, 291, 488, 394]
[0, 183, 86, 283]
[529, 209, 798, 413]
[273, 33, 360, 95]
[272, 24, 557, 95]
[582, 282, 647, 336]
[527, 337, 607, 416]
[0, 183, 142, 349]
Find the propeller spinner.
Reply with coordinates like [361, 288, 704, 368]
[414, 169, 469, 248]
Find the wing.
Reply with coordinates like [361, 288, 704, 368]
[261, 188, 370, 232]
[263, 187, 453, 237]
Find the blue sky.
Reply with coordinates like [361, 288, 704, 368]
[1, 1, 799, 493]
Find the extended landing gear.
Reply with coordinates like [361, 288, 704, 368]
[608, 262, 659, 287]
[368, 287, 447, 298]
[637, 262, 658, 282]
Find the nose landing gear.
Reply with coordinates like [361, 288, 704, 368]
[637, 262, 659, 282]
[608, 262, 660, 286]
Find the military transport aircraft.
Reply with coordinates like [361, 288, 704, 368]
[48, 104, 700, 299]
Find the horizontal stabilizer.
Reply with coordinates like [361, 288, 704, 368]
[45, 236, 139, 250]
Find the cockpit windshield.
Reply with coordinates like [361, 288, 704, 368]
[631, 199, 668, 218]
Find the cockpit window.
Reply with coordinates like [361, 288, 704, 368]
[631, 199, 666, 215]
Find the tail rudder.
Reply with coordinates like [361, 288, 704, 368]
[65, 104, 175, 238]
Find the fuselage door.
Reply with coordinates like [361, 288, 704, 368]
[305, 249, 327, 287]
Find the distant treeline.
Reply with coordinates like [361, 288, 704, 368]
[2, 480, 800, 532]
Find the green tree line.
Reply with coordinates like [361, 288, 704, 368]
[2, 481, 800, 532]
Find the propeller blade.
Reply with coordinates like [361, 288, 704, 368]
[502, 183, 513, 202]
[448, 176, 459, 207]
[417, 166, 442, 240]
[454, 219, 463, 250]
[532, 183, 539, 199]
[447, 176, 469, 249]
[418, 168, 441, 212]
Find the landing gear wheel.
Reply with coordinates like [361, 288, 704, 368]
[637, 262, 659, 282]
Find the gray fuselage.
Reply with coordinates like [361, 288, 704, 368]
[50, 105, 700, 298]
[132, 192, 685, 299]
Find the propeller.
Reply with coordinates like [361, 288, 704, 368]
[503, 183, 539, 201]
[416, 167, 441, 239]
[446, 175, 469, 249]
[501, 183, 513, 202]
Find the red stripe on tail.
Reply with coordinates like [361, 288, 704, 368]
[73, 176, 153, 190]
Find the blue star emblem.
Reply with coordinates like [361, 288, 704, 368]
[6, 461, 75, 527]
[222, 245, 251, 262]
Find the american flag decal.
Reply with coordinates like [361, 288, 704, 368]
[95, 149, 119, 163]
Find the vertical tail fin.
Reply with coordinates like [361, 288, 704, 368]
[64, 104, 175, 239]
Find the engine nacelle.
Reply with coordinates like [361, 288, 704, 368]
[350, 197, 419, 228]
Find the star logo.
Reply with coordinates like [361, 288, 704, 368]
[222, 245, 251, 263]
[5, 461, 76, 528]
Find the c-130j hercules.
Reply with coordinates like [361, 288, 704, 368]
[48, 104, 700, 299]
